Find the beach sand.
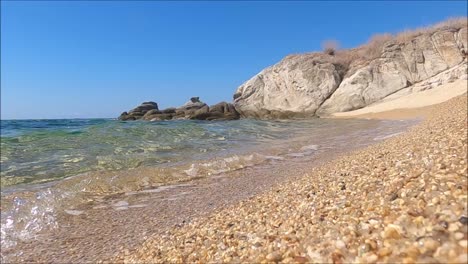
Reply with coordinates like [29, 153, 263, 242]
[333, 79, 467, 120]
[112, 92, 467, 263]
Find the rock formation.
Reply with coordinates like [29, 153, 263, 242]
[233, 20, 468, 118]
[118, 97, 240, 121]
[118, 101, 158, 121]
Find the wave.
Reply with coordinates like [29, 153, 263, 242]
[0, 145, 319, 252]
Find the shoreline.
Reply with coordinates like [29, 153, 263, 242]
[113, 94, 467, 263]
[2, 116, 416, 263]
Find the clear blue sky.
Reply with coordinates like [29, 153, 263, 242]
[1, 1, 467, 119]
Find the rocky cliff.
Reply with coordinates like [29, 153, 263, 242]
[233, 19, 467, 118]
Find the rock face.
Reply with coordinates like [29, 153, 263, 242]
[233, 24, 468, 118]
[233, 54, 343, 118]
[193, 102, 241, 121]
[118, 97, 240, 121]
[118, 101, 158, 121]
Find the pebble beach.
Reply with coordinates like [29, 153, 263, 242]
[112, 93, 468, 263]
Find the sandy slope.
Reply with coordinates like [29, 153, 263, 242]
[332, 79, 467, 119]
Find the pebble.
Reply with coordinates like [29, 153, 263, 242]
[459, 216, 468, 225]
[454, 232, 464, 240]
[383, 224, 402, 239]
[335, 240, 346, 249]
[424, 238, 440, 251]
[293, 256, 308, 263]
[378, 247, 392, 257]
[365, 253, 378, 263]
[459, 240, 468, 248]
[265, 251, 282, 262]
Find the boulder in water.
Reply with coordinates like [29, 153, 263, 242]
[119, 102, 158, 120]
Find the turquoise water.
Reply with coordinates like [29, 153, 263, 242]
[0, 118, 296, 187]
[1, 118, 376, 187]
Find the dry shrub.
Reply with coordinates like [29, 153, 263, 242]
[305, 17, 467, 78]
[322, 40, 340, 56]
[430, 16, 467, 31]
[394, 16, 467, 43]
[355, 17, 466, 61]
[330, 50, 361, 78]
[358, 33, 394, 60]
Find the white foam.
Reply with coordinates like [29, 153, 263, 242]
[286, 153, 306, 157]
[300, 144, 319, 151]
[64, 209, 84, 216]
[184, 165, 198, 177]
[113, 201, 129, 207]
[265, 155, 285, 161]
[128, 204, 147, 208]
[373, 132, 403, 141]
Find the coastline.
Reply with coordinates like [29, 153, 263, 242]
[113, 93, 467, 263]
[2, 114, 416, 263]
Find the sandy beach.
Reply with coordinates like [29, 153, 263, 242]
[332, 79, 467, 120]
[112, 88, 467, 262]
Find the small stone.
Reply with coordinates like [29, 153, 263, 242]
[389, 192, 399, 201]
[365, 253, 378, 263]
[423, 238, 440, 251]
[448, 223, 459, 232]
[359, 244, 371, 256]
[402, 257, 415, 264]
[293, 256, 308, 263]
[459, 240, 468, 248]
[331, 251, 343, 264]
[454, 232, 464, 240]
[439, 221, 449, 229]
[405, 245, 420, 258]
[365, 239, 377, 250]
[378, 247, 392, 257]
[459, 216, 468, 225]
[335, 240, 346, 249]
[383, 224, 402, 239]
[266, 251, 282, 262]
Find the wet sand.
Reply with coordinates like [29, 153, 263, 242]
[114, 94, 467, 263]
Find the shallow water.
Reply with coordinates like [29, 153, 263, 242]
[0, 117, 419, 259]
